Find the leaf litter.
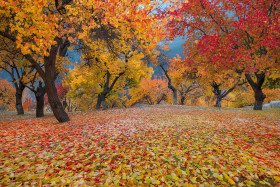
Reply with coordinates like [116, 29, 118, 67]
[0, 106, 279, 186]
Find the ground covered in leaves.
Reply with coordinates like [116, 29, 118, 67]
[0, 106, 280, 186]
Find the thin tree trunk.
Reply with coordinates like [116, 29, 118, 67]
[180, 95, 186, 105]
[96, 71, 125, 110]
[168, 82, 177, 105]
[173, 89, 177, 105]
[15, 90, 24, 115]
[15, 83, 25, 115]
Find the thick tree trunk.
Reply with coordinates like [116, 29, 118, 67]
[245, 73, 266, 110]
[211, 82, 223, 108]
[180, 95, 185, 105]
[35, 94, 45, 117]
[96, 94, 107, 110]
[102, 100, 107, 110]
[43, 39, 70, 123]
[44, 78, 69, 122]
[96, 94, 105, 110]
[215, 96, 222, 108]
[34, 82, 46, 117]
[15, 90, 24, 115]
[253, 88, 266, 110]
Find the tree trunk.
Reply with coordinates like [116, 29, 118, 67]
[211, 82, 223, 108]
[96, 94, 105, 110]
[245, 73, 266, 110]
[43, 40, 70, 123]
[35, 94, 45, 117]
[44, 75, 69, 122]
[102, 100, 107, 110]
[168, 83, 177, 105]
[173, 89, 177, 105]
[15, 83, 25, 115]
[15, 90, 24, 115]
[253, 88, 266, 110]
[180, 95, 186, 105]
[34, 82, 46, 117]
[215, 96, 222, 108]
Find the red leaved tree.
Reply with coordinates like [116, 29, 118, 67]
[165, 0, 280, 110]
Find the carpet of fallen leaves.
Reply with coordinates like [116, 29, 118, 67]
[0, 106, 280, 186]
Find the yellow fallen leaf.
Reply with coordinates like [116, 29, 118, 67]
[223, 173, 235, 185]
[274, 176, 280, 182]
[244, 180, 255, 185]
[183, 183, 193, 187]
[115, 165, 122, 174]
[190, 177, 197, 183]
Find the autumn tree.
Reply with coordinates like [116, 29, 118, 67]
[0, 0, 73, 122]
[0, 0, 170, 121]
[157, 50, 178, 105]
[0, 78, 16, 111]
[66, 50, 153, 110]
[25, 77, 46, 117]
[0, 40, 36, 114]
[168, 55, 200, 105]
[166, 0, 280, 110]
[127, 77, 173, 106]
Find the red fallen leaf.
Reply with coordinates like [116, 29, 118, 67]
[259, 175, 265, 180]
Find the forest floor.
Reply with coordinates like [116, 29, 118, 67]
[0, 106, 280, 186]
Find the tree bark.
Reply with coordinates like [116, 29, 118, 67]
[245, 73, 266, 110]
[35, 82, 46, 117]
[168, 82, 177, 105]
[44, 47, 69, 122]
[180, 95, 186, 105]
[35, 93, 45, 117]
[215, 96, 222, 108]
[44, 77, 69, 122]
[211, 82, 223, 108]
[15, 83, 25, 115]
[43, 39, 70, 122]
[253, 89, 266, 110]
[96, 94, 105, 110]
[102, 100, 107, 110]
[173, 89, 178, 105]
[15, 90, 24, 115]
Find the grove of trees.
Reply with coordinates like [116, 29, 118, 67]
[0, 0, 279, 122]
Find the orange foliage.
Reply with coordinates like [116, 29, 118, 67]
[0, 79, 16, 111]
[127, 77, 173, 106]
[263, 89, 280, 103]
[22, 97, 34, 112]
